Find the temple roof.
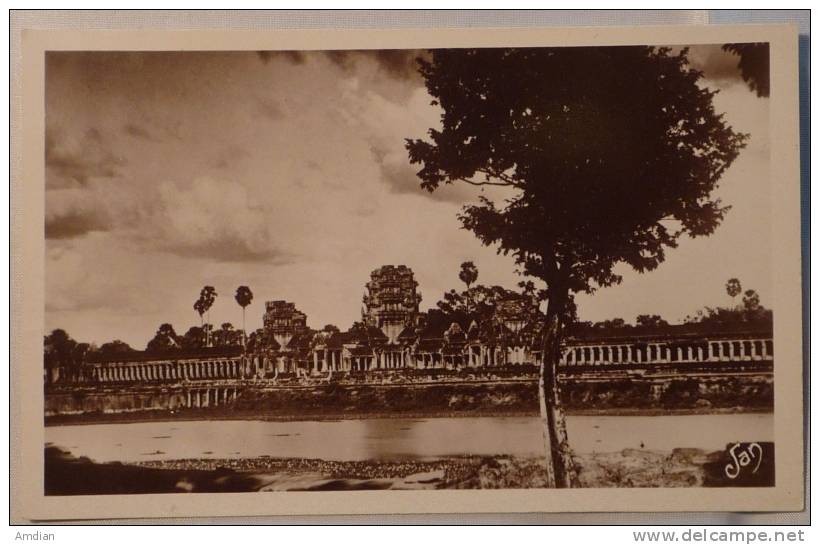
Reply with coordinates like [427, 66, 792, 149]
[86, 345, 243, 365]
[565, 321, 773, 343]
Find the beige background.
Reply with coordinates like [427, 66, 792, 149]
[11, 20, 804, 522]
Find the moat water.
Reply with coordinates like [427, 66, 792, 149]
[45, 414, 773, 464]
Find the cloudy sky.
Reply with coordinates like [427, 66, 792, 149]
[45, 45, 771, 348]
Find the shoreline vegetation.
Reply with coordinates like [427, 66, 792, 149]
[45, 376, 774, 426]
[44, 444, 732, 494]
[44, 406, 773, 427]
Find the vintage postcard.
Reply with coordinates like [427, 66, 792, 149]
[12, 23, 804, 521]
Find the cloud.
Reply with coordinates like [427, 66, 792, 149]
[333, 81, 480, 204]
[255, 95, 285, 120]
[45, 208, 109, 239]
[45, 126, 126, 189]
[141, 177, 294, 264]
[324, 49, 425, 81]
[686, 44, 745, 89]
[123, 122, 157, 141]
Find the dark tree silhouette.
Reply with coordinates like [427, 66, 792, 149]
[43, 329, 79, 382]
[636, 314, 669, 328]
[146, 323, 180, 352]
[235, 285, 254, 346]
[180, 326, 206, 350]
[722, 43, 770, 97]
[726, 278, 742, 306]
[194, 298, 206, 327]
[594, 318, 628, 329]
[98, 340, 135, 355]
[213, 322, 241, 347]
[458, 261, 479, 289]
[742, 289, 761, 311]
[407, 46, 747, 487]
[435, 283, 524, 326]
[199, 286, 218, 347]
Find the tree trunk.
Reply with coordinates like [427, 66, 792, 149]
[242, 307, 247, 348]
[538, 294, 576, 488]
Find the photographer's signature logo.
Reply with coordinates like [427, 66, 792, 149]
[724, 441, 763, 480]
[703, 441, 774, 487]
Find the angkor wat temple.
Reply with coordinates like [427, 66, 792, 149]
[54, 265, 773, 385]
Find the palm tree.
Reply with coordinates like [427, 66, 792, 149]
[458, 261, 479, 289]
[742, 289, 761, 311]
[726, 278, 742, 307]
[194, 298, 206, 327]
[199, 286, 218, 346]
[235, 285, 254, 347]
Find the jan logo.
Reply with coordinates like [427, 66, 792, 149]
[724, 442, 764, 480]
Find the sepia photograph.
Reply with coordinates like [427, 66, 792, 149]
[12, 21, 804, 520]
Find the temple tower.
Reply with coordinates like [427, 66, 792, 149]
[363, 265, 421, 343]
[263, 300, 308, 348]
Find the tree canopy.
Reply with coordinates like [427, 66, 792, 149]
[146, 323, 180, 352]
[235, 286, 253, 308]
[722, 43, 770, 98]
[458, 261, 479, 288]
[407, 47, 748, 304]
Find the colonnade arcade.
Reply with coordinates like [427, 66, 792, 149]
[92, 358, 243, 383]
[561, 338, 773, 366]
[85, 335, 773, 383]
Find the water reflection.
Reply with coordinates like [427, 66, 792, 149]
[45, 414, 773, 464]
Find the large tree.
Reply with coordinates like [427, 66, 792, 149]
[407, 46, 747, 487]
[146, 323, 180, 352]
[98, 340, 135, 355]
[43, 329, 78, 383]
